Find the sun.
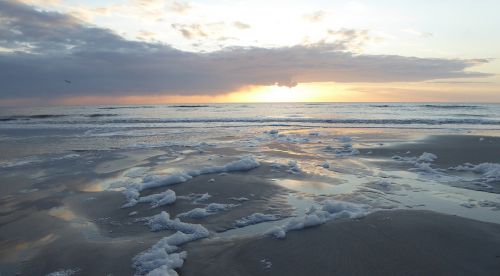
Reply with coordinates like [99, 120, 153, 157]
[225, 83, 354, 103]
[255, 85, 300, 102]
[228, 85, 307, 102]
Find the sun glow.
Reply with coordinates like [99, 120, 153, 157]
[45, 83, 353, 105]
[23, 81, 500, 107]
[226, 83, 349, 103]
[236, 85, 301, 102]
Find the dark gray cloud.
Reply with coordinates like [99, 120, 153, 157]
[0, 0, 492, 100]
[0, 0, 133, 53]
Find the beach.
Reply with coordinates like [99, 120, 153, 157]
[1, 103, 500, 275]
[182, 210, 500, 276]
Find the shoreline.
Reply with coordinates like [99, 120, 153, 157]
[1, 131, 499, 275]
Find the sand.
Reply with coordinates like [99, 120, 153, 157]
[0, 159, 292, 275]
[181, 210, 500, 276]
[364, 134, 500, 193]
[366, 135, 500, 168]
[1, 133, 500, 275]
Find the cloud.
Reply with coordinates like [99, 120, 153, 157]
[427, 81, 493, 84]
[0, 0, 493, 101]
[17, 0, 60, 5]
[133, 0, 163, 8]
[127, 0, 166, 20]
[326, 28, 382, 51]
[233, 21, 250, 29]
[170, 1, 191, 14]
[171, 23, 208, 39]
[137, 30, 158, 40]
[171, 22, 226, 40]
[303, 11, 326, 23]
[0, 0, 126, 54]
[402, 28, 433, 38]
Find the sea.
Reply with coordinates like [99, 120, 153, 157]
[1, 102, 499, 163]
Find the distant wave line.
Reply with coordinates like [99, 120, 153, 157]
[3, 117, 500, 125]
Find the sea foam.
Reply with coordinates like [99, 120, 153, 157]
[133, 211, 210, 275]
[121, 156, 260, 208]
[265, 200, 369, 239]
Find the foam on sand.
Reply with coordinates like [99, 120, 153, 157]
[451, 163, 500, 182]
[364, 179, 399, 193]
[45, 268, 81, 276]
[146, 211, 209, 234]
[392, 152, 441, 175]
[229, 197, 249, 202]
[335, 144, 360, 156]
[177, 203, 238, 219]
[177, 193, 211, 204]
[324, 141, 359, 157]
[265, 200, 369, 239]
[144, 155, 259, 190]
[337, 136, 353, 143]
[140, 173, 193, 191]
[392, 152, 438, 163]
[319, 161, 330, 168]
[135, 190, 176, 208]
[121, 156, 260, 208]
[193, 193, 211, 204]
[133, 212, 210, 275]
[235, 213, 280, 227]
[286, 160, 302, 174]
[417, 152, 438, 162]
[270, 160, 302, 174]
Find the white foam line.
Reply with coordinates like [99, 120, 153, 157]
[121, 155, 260, 208]
[264, 200, 370, 239]
[133, 211, 210, 275]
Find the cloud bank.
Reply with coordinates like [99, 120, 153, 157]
[0, 0, 492, 100]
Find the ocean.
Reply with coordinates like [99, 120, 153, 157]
[1, 103, 499, 162]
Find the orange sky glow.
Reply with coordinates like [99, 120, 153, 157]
[24, 82, 498, 105]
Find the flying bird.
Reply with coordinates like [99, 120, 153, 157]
[64, 80, 71, 84]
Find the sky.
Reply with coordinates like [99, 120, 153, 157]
[0, 0, 499, 105]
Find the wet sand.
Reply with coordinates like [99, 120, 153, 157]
[1, 133, 500, 275]
[0, 155, 293, 275]
[364, 134, 500, 193]
[366, 135, 500, 168]
[181, 210, 500, 276]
